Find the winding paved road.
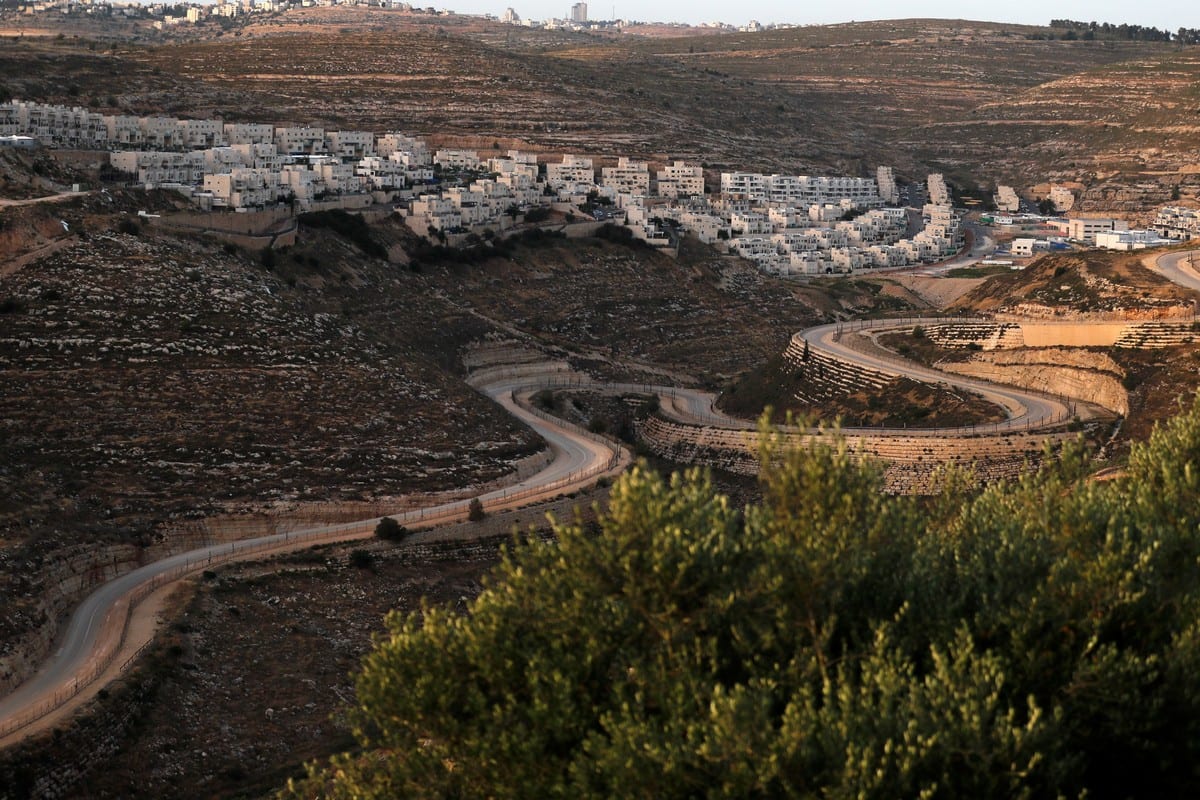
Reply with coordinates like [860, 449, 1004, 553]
[0, 313, 1091, 746]
[799, 320, 1073, 430]
[1150, 249, 1200, 292]
[0, 375, 630, 745]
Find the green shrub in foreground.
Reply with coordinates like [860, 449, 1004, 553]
[285, 395, 1200, 800]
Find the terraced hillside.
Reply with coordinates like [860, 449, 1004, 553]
[637, 23, 1164, 149]
[917, 49, 1200, 209]
[3, 14, 1189, 183]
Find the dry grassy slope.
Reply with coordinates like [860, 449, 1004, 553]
[0, 215, 546, 642]
[917, 48, 1200, 201]
[2, 17, 1190, 184]
[411, 235, 828, 386]
[627, 20, 1175, 176]
[952, 249, 1200, 315]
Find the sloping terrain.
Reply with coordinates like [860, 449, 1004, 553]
[953, 249, 1200, 316]
[3, 15, 1188, 183]
[0, 214, 545, 680]
[409, 234, 824, 386]
[917, 48, 1200, 205]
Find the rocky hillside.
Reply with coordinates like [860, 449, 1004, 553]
[2, 15, 1189, 185]
[953, 249, 1200, 317]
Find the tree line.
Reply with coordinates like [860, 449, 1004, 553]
[1048, 19, 1200, 44]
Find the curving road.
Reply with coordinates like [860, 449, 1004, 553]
[1150, 249, 1200, 293]
[798, 320, 1073, 431]
[0, 374, 630, 745]
[0, 314, 1089, 745]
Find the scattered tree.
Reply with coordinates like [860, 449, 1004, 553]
[374, 517, 409, 542]
[467, 497, 485, 522]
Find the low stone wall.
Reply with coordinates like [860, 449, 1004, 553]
[923, 319, 1198, 351]
[0, 652, 163, 800]
[938, 349, 1129, 416]
[637, 414, 1076, 495]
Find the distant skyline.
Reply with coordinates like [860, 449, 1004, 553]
[445, 1, 1197, 31]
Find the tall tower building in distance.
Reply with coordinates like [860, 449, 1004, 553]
[571, 2, 587, 22]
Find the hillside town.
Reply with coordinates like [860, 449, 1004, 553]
[2, 99, 1197, 276]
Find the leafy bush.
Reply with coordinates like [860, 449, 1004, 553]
[349, 549, 374, 569]
[467, 497, 485, 522]
[374, 517, 409, 542]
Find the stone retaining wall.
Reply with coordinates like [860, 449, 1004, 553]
[638, 415, 1075, 495]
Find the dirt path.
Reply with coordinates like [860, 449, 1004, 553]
[0, 235, 76, 279]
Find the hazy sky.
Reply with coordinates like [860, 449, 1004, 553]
[445, 1, 1197, 30]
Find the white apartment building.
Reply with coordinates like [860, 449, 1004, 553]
[721, 172, 880, 208]
[326, 130, 375, 159]
[994, 185, 1020, 213]
[927, 173, 950, 205]
[203, 146, 245, 174]
[202, 168, 280, 209]
[657, 161, 704, 198]
[830, 247, 865, 272]
[730, 212, 768, 235]
[230, 142, 285, 170]
[1050, 185, 1075, 212]
[178, 118, 226, 149]
[110, 150, 205, 185]
[488, 150, 538, 181]
[280, 164, 319, 202]
[1067, 218, 1128, 244]
[224, 123, 276, 145]
[767, 207, 804, 231]
[355, 156, 408, 190]
[570, 1, 587, 22]
[310, 158, 362, 194]
[494, 173, 543, 206]
[376, 133, 430, 164]
[676, 210, 725, 243]
[103, 115, 143, 146]
[275, 127, 326, 155]
[1154, 206, 1200, 239]
[139, 116, 182, 149]
[434, 149, 482, 170]
[546, 154, 595, 188]
[408, 195, 462, 232]
[0, 103, 19, 137]
[601, 157, 650, 196]
[876, 166, 899, 205]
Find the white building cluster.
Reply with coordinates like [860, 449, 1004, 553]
[927, 173, 950, 206]
[1154, 206, 1200, 240]
[10, 98, 974, 275]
